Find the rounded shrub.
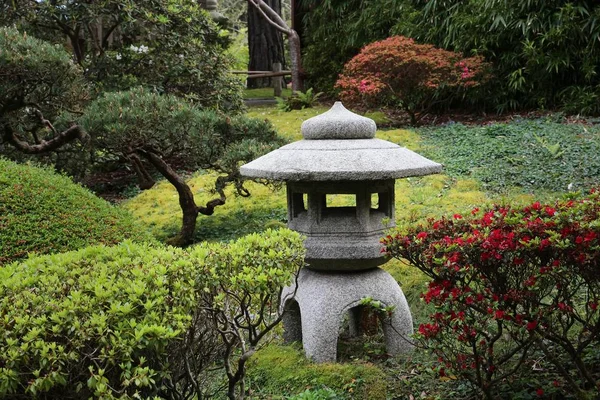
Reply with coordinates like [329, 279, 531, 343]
[0, 158, 153, 265]
[336, 36, 489, 124]
[0, 242, 196, 398]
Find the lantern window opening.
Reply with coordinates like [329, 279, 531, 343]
[325, 194, 357, 208]
[290, 192, 307, 218]
[372, 191, 393, 218]
[370, 193, 379, 210]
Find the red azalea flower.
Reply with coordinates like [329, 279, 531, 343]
[526, 320, 538, 331]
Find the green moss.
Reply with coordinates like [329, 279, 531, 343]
[0, 159, 153, 265]
[418, 120, 600, 194]
[246, 105, 328, 140]
[121, 172, 288, 243]
[247, 344, 387, 399]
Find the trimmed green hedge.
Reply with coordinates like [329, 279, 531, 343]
[0, 159, 153, 265]
[0, 242, 195, 398]
[0, 229, 305, 398]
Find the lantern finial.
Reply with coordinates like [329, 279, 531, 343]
[301, 102, 376, 140]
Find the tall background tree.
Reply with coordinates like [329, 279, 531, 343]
[246, 0, 286, 88]
[248, 0, 303, 91]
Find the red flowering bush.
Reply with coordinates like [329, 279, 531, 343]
[383, 191, 600, 399]
[336, 36, 489, 124]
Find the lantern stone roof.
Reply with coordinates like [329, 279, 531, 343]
[240, 102, 442, 181]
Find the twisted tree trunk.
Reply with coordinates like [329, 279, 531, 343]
[137, 149, 225, 247]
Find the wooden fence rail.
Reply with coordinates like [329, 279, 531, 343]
[231, 63, 290, 97]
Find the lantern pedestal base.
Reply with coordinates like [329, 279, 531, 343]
[281, 267, 414, 363]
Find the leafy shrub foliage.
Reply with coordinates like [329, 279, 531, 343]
[0, 27, 89, 173]
[276, 88, 323, 112]
[299, 0, 419, 94]
[0, 229, 305, 399]
[0, 158, 152, 265]
[336, 36, 489, 124]
[395, 0, 600, 114]
[0, 242, 195, 398]
[383, 191, 600, 399]
[419, 119, 600, 194]
[1, 1, 243, 113]
[0, 26, 86, 121]
[302, 0, 600, 115]
[194, 230, 306, 399]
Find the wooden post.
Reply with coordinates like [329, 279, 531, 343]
[273, 62, 282, 97]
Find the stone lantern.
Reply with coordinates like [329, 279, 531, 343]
[240, 102, 442, 362]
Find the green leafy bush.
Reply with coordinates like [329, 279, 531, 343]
[194, 229, 306, 399]
[0, 158, 152, 265]
[302, 0, 600, 115]
[0, 26, 86, 124]
[276, 88, 323, 112]
[1, 1, 243, 113]
[0, 242, 196, 398]
[0, 229, 305, 399]
[299, 0, 419, 94]
[0, 26, 89, 174]
[383, 191, 600, 399]
[419, 119, 600, 194]
[336, 36, 489, 124]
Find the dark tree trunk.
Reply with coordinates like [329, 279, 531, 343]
[291, 0, 307, 46]
[128, 153, 155, 190]
[247, 0, 286, 88]
[136, 149, 226, 247]
[137, 149, 199, 246]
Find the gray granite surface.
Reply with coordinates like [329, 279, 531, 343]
[301, 102, 376, 140]
[240, 138, 442, 181]
[281, 268, 414, 363]
[240, 101, 442, 181]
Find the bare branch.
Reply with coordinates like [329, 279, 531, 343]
[3, 124, 87, 154]
[34, 109, 58, 137]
